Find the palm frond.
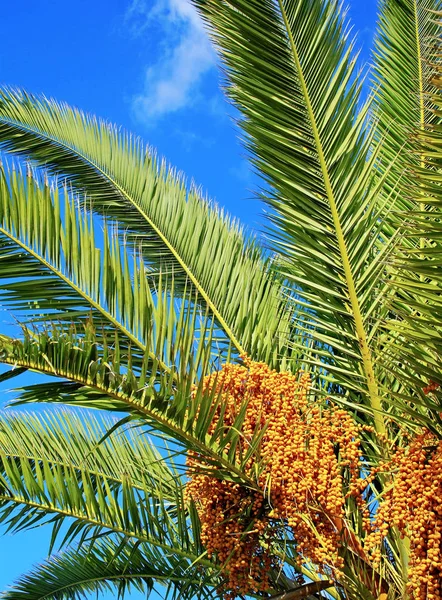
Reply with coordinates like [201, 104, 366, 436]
[0, 410, 178, 501]
[0, 160, 218, 375]
[0, 160, 278, 449]
[192, 0, 395, 432]
[0, 410, 208, 560]
[0, 536, 216, 600]
[381, 17, 442, 410]
[361, 2, 442, 420]
[0, 330, 264, 486]
[0, 412, 297, 599]
[371, 0, 442, 206]
[0, 89, 295, 368]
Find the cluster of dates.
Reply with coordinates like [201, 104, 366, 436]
[186, 359, 364, 596]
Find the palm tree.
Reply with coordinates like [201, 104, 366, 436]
[0, 0, 441, 598]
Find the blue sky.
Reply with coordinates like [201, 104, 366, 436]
[0, 0, 378, 594]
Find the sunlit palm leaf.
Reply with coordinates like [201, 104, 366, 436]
[0, 163, 149, 370]
[0, 160, 228, 375]
[0, 411, 201, 554]
[193, 0, 397, 434]
[0, 411, 178, 501]
[0, 161, 276, 452]
[0, 89, 295, 368]
[0, 412, 296, 599]
[0, 331, 265, 486]
[0, 412, 221, 598]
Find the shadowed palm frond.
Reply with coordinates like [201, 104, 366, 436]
[0, 536, 217, 600]
[381, 16, 442, 416]
[365, 2, 442, 411]
[371, 0, 442, 208]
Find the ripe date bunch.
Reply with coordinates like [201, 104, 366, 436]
[186, 358, 365, 597]
[368, 430, 442, 600]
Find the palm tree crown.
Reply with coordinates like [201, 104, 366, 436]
[0, 1, 441, 599]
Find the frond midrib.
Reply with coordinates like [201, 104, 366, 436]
[413, 0, 428, 234]
[413, 0, 425, 131]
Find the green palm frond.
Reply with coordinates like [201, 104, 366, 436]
[0, 411, 203, 556]
[0, 330, 265, 486]
[371, 0, 442, 206]
[190, 0, 442, 433]
[0, 410, 178, 500]
[0, 160, 220, 374]
[0, 160, 275, 454]
[382, 19, 442, 404]
[0, 412, 223, 598]
[192, 0, 395, 431]
[0, 536, 216, 600]
[0, 89, 295, 368]
[0, 412, 296, 600]
[365, 3, 442, 411]
[0, 162, 137, 361]
[361, 3, 442, 412]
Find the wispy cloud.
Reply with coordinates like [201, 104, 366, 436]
[126, 0, 216, 123]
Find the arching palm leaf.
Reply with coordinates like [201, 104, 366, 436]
[0, 90, 295, 368]
[0, 536, 216, 600]
[0, 330, 266, 486]
[191, 0, 442, 432]
[0, 412, 305, 600]
[0, 411, 195, 551]
[0, 162, 272, 478]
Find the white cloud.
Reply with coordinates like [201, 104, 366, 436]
[126, 0, 216, 123]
